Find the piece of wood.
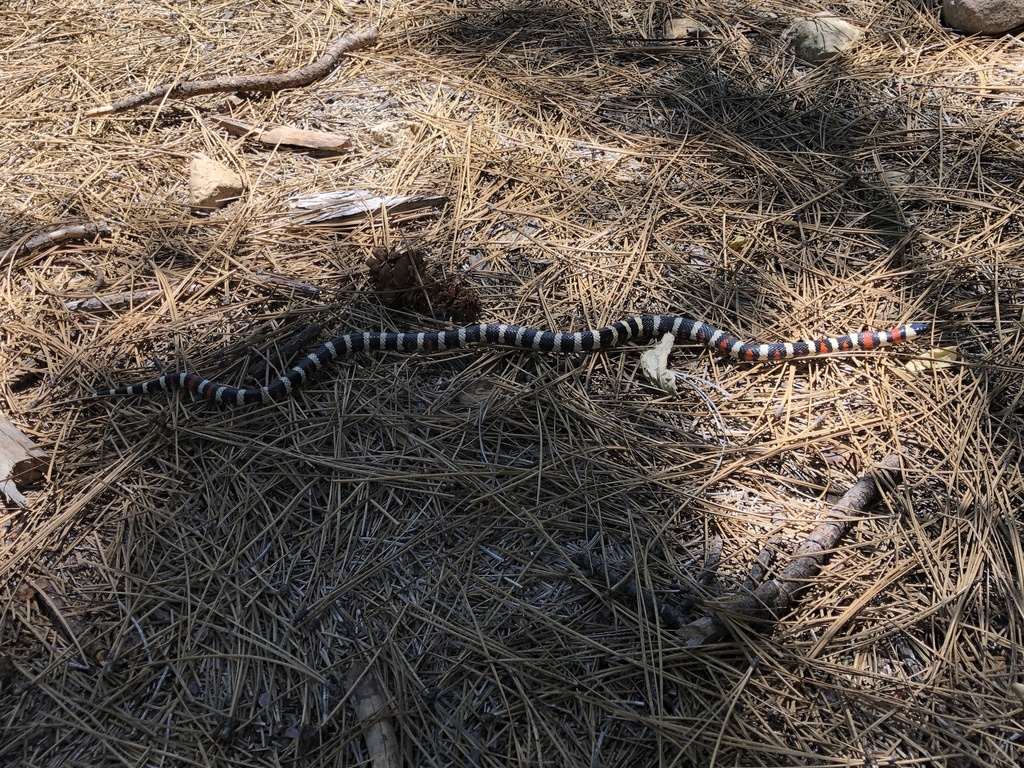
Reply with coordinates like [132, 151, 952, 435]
[86, 27, 378, 116]
[678, 455, 905, 646]
[345, 661, 401, 768]
[0, 414, 48, 508]
[211, 116, 350, 152]
[64, 283, 201, 312]
[1, 220, 113, 265]
[289, 190, 449, 226]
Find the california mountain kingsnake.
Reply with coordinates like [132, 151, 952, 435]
[94, 316, 929, 406]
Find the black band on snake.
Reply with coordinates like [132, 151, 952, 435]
[93, 316, 929, 406]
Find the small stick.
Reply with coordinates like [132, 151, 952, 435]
[741, 539, 780, 592]
[64, 283, 201, 312]
[65, 272, 314, 312]
[251, 272, 320, 297]
[345, 661, 401, 768]
[87, 27, 379, 117]
[1, 220, 113, 264]
[678, 455, 905, 646]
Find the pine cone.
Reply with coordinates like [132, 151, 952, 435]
[367, 246, 482, 322]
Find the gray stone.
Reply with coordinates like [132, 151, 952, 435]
[785, 14, 863, 63]
[943, 0, 1024, 34]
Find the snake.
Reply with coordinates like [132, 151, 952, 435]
[93, 316, 929, 406]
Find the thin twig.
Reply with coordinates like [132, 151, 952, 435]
[86, 27, 379, 116]
[678, 455, 906, 646]
[1, 220, 113, 264]
[64, 283, 201, 312]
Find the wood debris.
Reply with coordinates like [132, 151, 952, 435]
[1, 220, 113, 265]
[211, 116, 350, 152]
[86, 27, 379, 116]
[288, 190, 449, 227]
[345, 661, 401, 768]
[677, 455, 906, 646]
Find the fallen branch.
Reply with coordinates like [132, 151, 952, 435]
[86, 27, 379, 117]
[678, 455, 905, 646]
[64, 283, 201, 312]
[345, 661, 401, 768]
[1, 220, 113, 265]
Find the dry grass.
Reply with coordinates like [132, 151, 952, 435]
[2, 0, 1024, 765]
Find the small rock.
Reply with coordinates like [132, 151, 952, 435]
[943, 0, 1024, 34]
[368, 120, 414, 147]
[785, 13, 863, 63]
[664, 17, 711, 39]
[189, 154, 243, 211]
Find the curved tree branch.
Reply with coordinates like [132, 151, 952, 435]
[86, 27, 379, 117]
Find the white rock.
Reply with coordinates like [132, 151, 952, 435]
[943, 0, 1024, 34]
[785, 13, 863, 63]
[189, 154, 243, 211]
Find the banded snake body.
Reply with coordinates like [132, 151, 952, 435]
[94, 315, 929, 407]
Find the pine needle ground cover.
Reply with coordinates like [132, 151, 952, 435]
[1, 1, 1022, 765]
